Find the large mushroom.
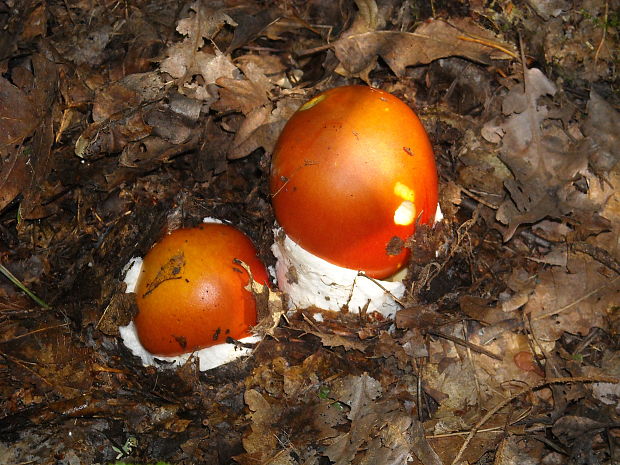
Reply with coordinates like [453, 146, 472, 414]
[270, 85, 439, 315]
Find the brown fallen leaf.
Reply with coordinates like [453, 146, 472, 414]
[581, 90, 620, 174]
[0, 74, 38, 211]
[334, 18, 515, 77]
[483, 66, 598, 240]
[92, 71, 167, 122]
[333, 373, 382, 421]
[0, 76, 37, 146]
[225, 7, 281, 53]
[526, 253, 618, 341]
[213, 59, 272, 115]
[0, 149, 28, 213]
[242, 389, 282, 462]
[332, 0, 380, 81]
[324, 374, 443, 465]
[159, 1, 238, 99]
[227, 94, 302, 160]
[18, 115, 56, 220]
[308, 330, 367, 352]
[75, 110, 154, 158]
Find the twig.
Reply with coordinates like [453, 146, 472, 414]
[571, 241, 620, 275]
[1, 323, 69, 343]
[450, 376, 619, 465]
[0, 263, 50, 309]
[460, 187, 500, 210]
[456, 35, 519, 59]
[358, 272, 406, 308]
[427, 329, 502, 361]
[0, 351, 53, 387]
[427, 407, 531, 438]
[296, 43, 334, 57]
[594, 1, 609, 63]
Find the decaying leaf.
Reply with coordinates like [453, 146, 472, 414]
[75, 110, 154, 158]
[0, 76, 37, 147]
[225, 7, 281, 53]
[17, 54, 63, 220]
[582, 90, 620, 174]
[483, 66, 612, 241]
[525, 254, 618, 340]
[214, 60, 272, 115]
[333, 374, 382, 421]
[242, 389, 280, 456]
[0, 71, 40, 213]
[335, 18, 515, 77]
[92, 72, 168, 122]
[324, 374, 443, 465]
[0, 149, 28, 213]
[493, 68, 565, 239]
[159, 1, 238, 99]
[227, 94, 302, 159]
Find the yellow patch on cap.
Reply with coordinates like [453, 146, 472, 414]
[393, 182, 415, 202]
[394, 201, 416, 226]
[298, 94, 327, 112]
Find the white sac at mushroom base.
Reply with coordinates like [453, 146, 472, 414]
[271, 230, 406, 318]
[272, 206, 444, 318]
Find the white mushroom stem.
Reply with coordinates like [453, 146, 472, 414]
[272, 206, 444, 318]
[272, 230, 406, 318]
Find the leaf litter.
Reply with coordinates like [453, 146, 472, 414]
[0, 0, 619, 464]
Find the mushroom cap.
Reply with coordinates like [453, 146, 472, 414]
[134, 224, 268, 356]
[270, 85, 438, 279]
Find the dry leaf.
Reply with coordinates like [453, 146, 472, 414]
[582, 90, 620, 174]
[324, 374, 443, 465]
[308, 331, 367, 352]
[0, 149, 28, 213]
[332, 374, 382, 422]
[227, 94, 302, 160]
[18, 54, 60, 220]
[92, 72, 167, 122]
[0, 77, 36, 147]
[214, 61, 271, 114]
[525, 254, 618, 340]
[333, 0, 381, 80]
[485, 67, 593, 240]
[243, 389, 279, 456]
[226, 8, 281, 53]
[159, 1, 238, 98]
[335, 18, 514, 77]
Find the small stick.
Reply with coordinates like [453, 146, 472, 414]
[427, 329, 502, 361]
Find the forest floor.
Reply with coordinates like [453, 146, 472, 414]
[0, 0, 619, 464]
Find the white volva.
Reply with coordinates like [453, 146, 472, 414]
[272, 230, 406, 317]
[119, 319, 259, 371]
[272, 206, 444, 316]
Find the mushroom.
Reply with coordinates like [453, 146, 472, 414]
[270, 85, 439, 316]
[120, 221, 269, 370]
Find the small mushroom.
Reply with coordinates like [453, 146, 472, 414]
[120, 222, 268, 370]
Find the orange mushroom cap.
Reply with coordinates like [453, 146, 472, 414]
[134, 223, 268, 357]
[270, 85, 438, 279]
